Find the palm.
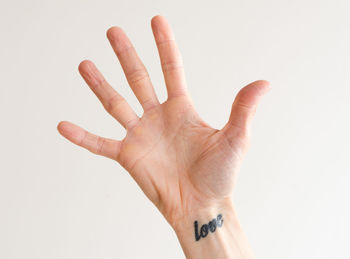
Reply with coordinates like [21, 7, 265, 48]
[117, 95, 238, 221]
[58, 15, 270, 225]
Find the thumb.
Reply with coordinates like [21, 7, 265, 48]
[222, 80, 271, 141]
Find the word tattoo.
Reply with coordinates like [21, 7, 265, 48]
[194, 214, 223, 241]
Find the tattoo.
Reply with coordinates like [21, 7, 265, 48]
[194, 214, 223, 241]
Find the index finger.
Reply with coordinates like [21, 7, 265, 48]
[151, 15, 188, 99]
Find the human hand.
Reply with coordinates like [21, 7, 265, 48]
[58, 15, 270, 258]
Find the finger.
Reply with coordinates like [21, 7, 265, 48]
[223, 80, 271, 140]
[106, 27, 160, 111]
[78, 60, 139, 130]
[57, 121, 121, 160]
[151, 15, 188, 99]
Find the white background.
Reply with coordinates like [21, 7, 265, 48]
[0, 0, 349, 258]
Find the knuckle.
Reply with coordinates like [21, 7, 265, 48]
[141, 98, 158, 111]
[105, 94, 125, 113]
[156, 38, 176, 47]
[91, 77, 107, 90]
[125, 118, 139, 130]
[96, 136, 105, 154]
[161, 60, 184, 73]
[126, 68, 150, 85]
[235, 101, 255, 112]
[226, 121, 251, 143]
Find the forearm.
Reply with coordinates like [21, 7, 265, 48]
[172, 199, 255, 259]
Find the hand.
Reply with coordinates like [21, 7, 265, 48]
[58, 15, 270, 258]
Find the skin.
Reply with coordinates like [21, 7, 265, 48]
[57, 15, 270, 258]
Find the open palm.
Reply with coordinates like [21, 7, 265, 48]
[57, 15, 271, 227]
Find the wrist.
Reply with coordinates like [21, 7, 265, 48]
[171, 198, 255, 259]
[171, 197, 234, 233]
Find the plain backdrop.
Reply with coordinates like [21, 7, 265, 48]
[0, 0, 349, 258]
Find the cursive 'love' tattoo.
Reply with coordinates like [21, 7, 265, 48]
[194, 214, 223, 241]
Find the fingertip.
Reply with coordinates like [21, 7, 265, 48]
[151, 15, 166, 25]
[106, 26, 123, 41]
[253, 79, 270, 87]
[57, 121, 72, 135]
[57, 121, 67, 132]
[233, 80, 271, 108]
[259, 80, 272, 94]
[151, 15, 174, 43]
[57, 121, 84, 144]
[254, 79, 270, 85]
[78, 59, 95, 74]
[247, 80, 272, 96]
